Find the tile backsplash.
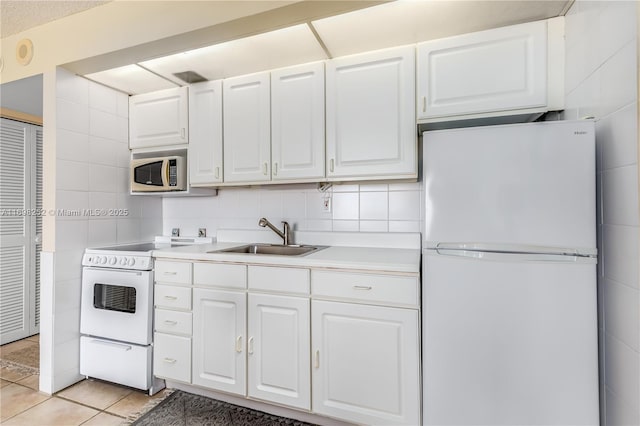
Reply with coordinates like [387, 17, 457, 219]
[163, 181, 424, 238]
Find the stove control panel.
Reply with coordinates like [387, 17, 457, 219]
[82, 254, 152, 271]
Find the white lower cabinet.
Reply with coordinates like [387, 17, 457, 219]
[192, 288, 246, 395]
[311, 300, 421, 426]
[247, 293, 310, 410]
[154, 333, 191, 383]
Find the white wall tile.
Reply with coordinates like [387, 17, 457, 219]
[89, 192, 118, 218]
[55, 190, 89, 218]
[604, 332, 640, 412]
[116, 167, 130, 194]
[116, 93, 129, 118]
[53, 250, 83, 281]
[389, 182, 421, 191]
[388, 220, 421, 233]
[55, 220, 87, 251]
[333, 184, 359, 192]
[359, 220, 388, 232]
[600, 41, 638, 118]
[89, 108, 120, 140]
[116, 116, 129, 144]
[89, 164, 118, 193]
[89, 136, 120, 166]
[604, 279, 640, 352]
[598, 102, 639, 170]
[56, 129, 88, 163]
[602, 165, 639, 227]
[603, 224, 640, 289]
[306, 191, 332, 220]
[389, 191, 420, 221]
[301, 219, 332, 232]
[56, 160, 89, 192]
[360, 192, 388, 220]
[53, 308, 80, 344]
[116, 218, 141, 243]
[597, 0, 637, 65]
[57, 99, 89, 134]
[56, 69, 88, 105]
[360, 183, 388, 192]
[53, 278, 82, 312]
[332, 220, 359, 232]
[282, 192, 306, 219]
[235, 190, 260, 219]
[332, 192, 359, 220]
[87, 219, 117, 246]
[89, 82, 118, 114]
[259, 191, 283, 219]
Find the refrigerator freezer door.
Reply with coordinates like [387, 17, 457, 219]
[422, 250, 599, 425]
[423, 120, 596, 249]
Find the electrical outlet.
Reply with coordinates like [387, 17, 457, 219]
[198, 228, 207, 238]
[323, 197, 331, 212]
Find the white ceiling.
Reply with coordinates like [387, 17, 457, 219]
[0, 0, 111, 39]
[80, 0, 571, 95]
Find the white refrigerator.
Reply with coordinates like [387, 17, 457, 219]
[422, 120, 599, 425]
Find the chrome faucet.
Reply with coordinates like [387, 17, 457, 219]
[258, 218, 290, 246]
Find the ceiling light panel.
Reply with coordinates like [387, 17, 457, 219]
[140, 24, 327, 82]
[84, 64, 177, 95]
[311, 0, 568, 59]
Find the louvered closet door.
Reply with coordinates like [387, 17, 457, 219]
[0, 118, 39, 344]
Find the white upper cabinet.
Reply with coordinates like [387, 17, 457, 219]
[188, 80, 223, 185]
[223, 72, 271, 183]
[326, 46, 417, 180]
[271, 62, 325, 181]
[417, 19, 560, 121]
[129, 86, 188, 149]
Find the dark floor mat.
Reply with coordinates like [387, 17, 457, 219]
[132, 390, 317, 426]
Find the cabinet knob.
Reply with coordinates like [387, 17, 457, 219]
[353, 285, 373, 291]
[163, 358, 177, 364]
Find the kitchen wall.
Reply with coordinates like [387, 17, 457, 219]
[40, 68, 162, 393]
[563, 1, 639, 424]
[162, 181, 423, 239]
[0, 74, 43, 117]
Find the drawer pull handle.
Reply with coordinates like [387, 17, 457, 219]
[215, 166, 220, 179]
[248, 337, 254, 354]
[235, 336, 243, 353]
[164, 320, 178, 325]
[329, 159, 334, 173]
[164, 295, 178, 300]
[353, 285, 372, 290]
[91, 339, 131, 351]
[163, 271, 177, 276]
[314, 350, 320, 369]
[263, 162, 268, 175]
[163, 358, 177, 364]
[273, 163, 278, 176]
[422, 96, 427, 113]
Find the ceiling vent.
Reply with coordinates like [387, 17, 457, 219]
[173, 71, 207, 84]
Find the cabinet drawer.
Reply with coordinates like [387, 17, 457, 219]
[249, 266, 310, 295]
[155, 309, 192, 335]
[155, 285, 191, 310]
[193, 263, 247, 289]
[155, 261, 192, 284]
[153, 333, 191, 383]
[312, 271, 418, 307]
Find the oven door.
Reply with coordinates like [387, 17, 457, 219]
[81, 267, 153, 345]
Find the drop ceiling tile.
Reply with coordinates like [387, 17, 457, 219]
[140, 24, 327, 83]
[311, 0, 568, 59]
[84, 65, 178, 95]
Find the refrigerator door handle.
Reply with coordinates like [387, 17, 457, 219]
[434, 248, 597, 264]
[434, 242, 597, 257]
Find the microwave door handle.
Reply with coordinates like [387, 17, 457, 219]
[163, 160, 169, 187]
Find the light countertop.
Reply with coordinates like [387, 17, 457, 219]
[152, 242, 420, 274]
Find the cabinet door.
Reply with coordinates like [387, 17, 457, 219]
[312, 300, 420, 425]
[223, 72, 271, 183]
[192, 288, 246, 395]
[189, 80, 223, 184]
[326, 46, 416, 180]
[271, 62, 325, 181]
[153, 333, 191, 383]
[417, 20, 547, 119]
[129, 87, 188, 149]
[247, 294, 310, 409]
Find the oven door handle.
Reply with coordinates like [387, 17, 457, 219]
[84, 267, 146, 277]
[90, 339, 132, 351]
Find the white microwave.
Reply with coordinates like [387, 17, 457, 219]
[130, 156, 187, 192]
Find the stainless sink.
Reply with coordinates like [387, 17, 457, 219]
[209, 244, 324, 257]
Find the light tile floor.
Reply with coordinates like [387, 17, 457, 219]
[1, 336, 167, 425]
